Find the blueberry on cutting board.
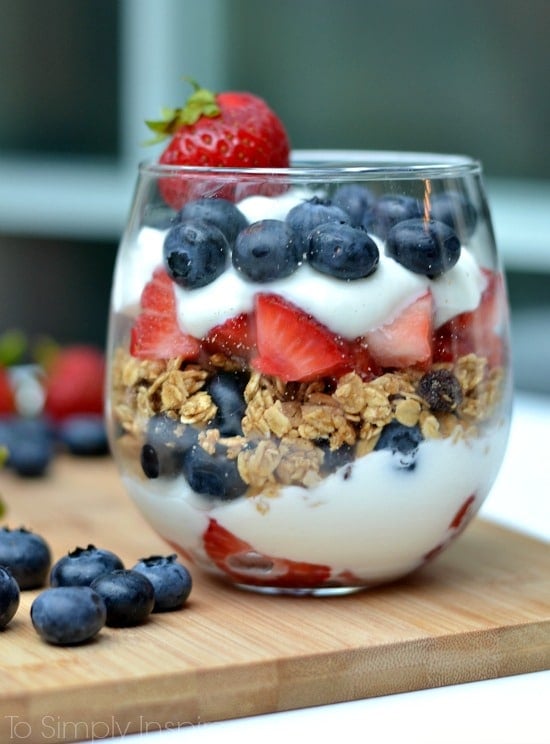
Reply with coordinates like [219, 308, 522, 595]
[0, 566, 20, 629]
[31, 586, 107, 645]
[50, 544, 124, 587]
[0, 526, 52, 589]
[132, 554, 192, 612]
[91, 569, 155, 627]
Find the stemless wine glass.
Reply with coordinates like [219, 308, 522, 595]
[106, 151, 512, 596]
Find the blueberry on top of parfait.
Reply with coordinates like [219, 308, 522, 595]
[286, 196, 350, 251]
[232, 219, 302, 282]
[163, 219, 229, 289]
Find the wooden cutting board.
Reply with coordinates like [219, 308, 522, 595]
[0, 456, 548, 743]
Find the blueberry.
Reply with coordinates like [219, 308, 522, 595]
[57, 414, 109, 456]
[363, 194, 423, 239]
[429, 191, 477, 239]
[50, 544, 124, 587]
[0, 566, 20, 629]
[163, 219, 228, 289]
[307, 222, 379, 280]
[332, 184, 375, 226]
[386, 218, 461, 277]
[232, 219, 302, 282]
[132, 554, 192, 612]
[91, 569, 155, 627]
[175, 198, 248, 245]
[31, 586, 107, 645]
[0, 527, 51, 589]
[374, 421, 423, 470]
[318, 441, 355, 475]
[418, 369, 463, 412]
[206, 371, 248, 436]
[140, 413, 198, 479]
[182, 442, 247, 501]
[1, 415, 54, 477]
[286, 196, 350, 251]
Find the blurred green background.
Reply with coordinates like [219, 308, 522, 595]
[0, 0, 548, 391]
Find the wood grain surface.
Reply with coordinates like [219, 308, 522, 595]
[0, 456, 548, 743]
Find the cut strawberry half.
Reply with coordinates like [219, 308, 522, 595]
[203, 312, 256, 360]
[203, 519, 331, 589]
[433, 269, 506, 367]
[363, 292, 434, 369]
[130, 268, 201, 360]
[252, 293, 351, 382]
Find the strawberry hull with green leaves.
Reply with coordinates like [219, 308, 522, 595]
[107, 88, 511, 593]
[145, 80, 290, 209]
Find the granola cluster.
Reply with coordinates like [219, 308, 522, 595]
[111, 347, 504, 497]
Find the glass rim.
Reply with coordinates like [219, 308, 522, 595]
[138, 149, 482, 180]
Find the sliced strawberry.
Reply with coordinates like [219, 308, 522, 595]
[203, 312, 256, 360]
[252, 293, 350, 382]
[449, 493, 476, 530]
[337, 338, 381, 381]
[422, 492, 478, 564]
[130, 268, 200, 360]
[363, 292, 434, 369]
[203, 519, 331, 589]
[433, 269, 506, 367]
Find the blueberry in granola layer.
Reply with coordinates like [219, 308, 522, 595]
[374, 420, 423, 470]
[386, 218, 461, 278]
[182, 442, 247, 501]
[232, 219, 302, 282]
[140, 413, 198, 479]
[163, 219, 229, 289]
[417, 369, 463, 413]
[174, 197, 248, 245]
[206, 371, 249, 436]
[307, 221, 379, 280]
[318, 440, 355, 475]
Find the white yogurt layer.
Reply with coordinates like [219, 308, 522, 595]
[123, 419, 509, 583]
[173, 244, 485, 339]
[114, 225, 486, 339]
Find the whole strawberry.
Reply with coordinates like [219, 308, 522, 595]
[43, 345, 105, 422]
[146, 79, 290, 209]
[0, 368, 15, 415]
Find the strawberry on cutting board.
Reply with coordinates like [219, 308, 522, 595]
[130, 267, 201, 360]
[203, 518, 331, 589]
[0, 367, 15, 415]
[252, 293, 351, 382]
[43, 345, 106, 422]
[146, 79, 290, 209]
[363, 292, 434, 369]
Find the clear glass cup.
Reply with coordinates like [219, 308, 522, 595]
[106, 151, 512, 596]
